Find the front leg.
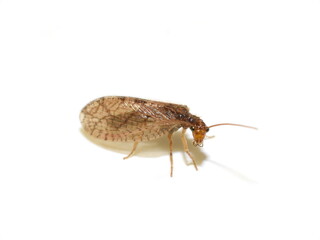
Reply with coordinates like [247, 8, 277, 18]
[181, 128, 198, 171]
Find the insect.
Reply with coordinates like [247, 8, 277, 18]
[80, 96, 256, 177]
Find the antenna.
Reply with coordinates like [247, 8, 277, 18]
[208, 123, 257, 130]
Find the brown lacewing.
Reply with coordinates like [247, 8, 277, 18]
[80, 96, 256, 177]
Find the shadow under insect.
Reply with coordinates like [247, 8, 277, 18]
[80, 128, 207, 167]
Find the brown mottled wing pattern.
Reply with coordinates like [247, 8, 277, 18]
[80, 96, 190, 142]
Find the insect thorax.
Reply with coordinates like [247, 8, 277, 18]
[179, 113, 206, 130]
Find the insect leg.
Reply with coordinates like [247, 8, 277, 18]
[181, 128, 198, 171]
[123, 141, 139, 160]
[168, 132, 174, 177]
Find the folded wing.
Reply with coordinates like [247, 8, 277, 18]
[80, 96, 189, 142]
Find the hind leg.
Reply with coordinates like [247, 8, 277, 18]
[168, 132, 174, 177]
[123, 141, 139, 160]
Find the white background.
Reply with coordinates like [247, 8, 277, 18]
[0, 0, 320, 239]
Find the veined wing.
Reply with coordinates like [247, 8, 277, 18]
[80, 96, 190, 142]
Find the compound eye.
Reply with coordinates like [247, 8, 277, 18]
[190, 126, 195, 131]
[206, 128, 209, 132]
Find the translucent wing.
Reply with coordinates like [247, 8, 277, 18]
[80, 96, 190, 142]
